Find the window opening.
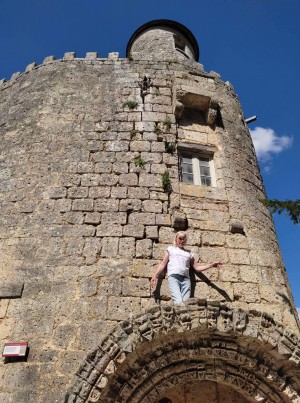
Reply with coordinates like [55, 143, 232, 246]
[180, 153, 215, 187]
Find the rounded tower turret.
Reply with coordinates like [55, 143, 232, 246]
[126, 19, 199, 61]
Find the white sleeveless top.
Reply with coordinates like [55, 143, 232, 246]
[166, 246, 194, 278]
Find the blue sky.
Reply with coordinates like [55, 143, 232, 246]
[1, 0, 299, 309]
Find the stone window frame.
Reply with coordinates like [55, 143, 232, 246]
[178, 142, 217, 187]
[173, 34, 190, 59]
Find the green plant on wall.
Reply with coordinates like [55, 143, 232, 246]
[165, 141, 176, 154]
[162, 170, 172, 194]
[153, 87, 160, 96]
[130, 129, 139, 139]
[163, 116, 172, 132]
[123, 100, 138, 110]
[154, 122, 161, 134]
[134, 156, 146, 167]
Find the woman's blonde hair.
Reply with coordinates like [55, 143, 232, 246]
[173, 231, 187, 246]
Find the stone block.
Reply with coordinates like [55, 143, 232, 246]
[112, 162, 128, 174]
[130, 141, 151, 152]
[151, 163, 167, 174]
[83, 238, 102, 263]
[81, 174, 101, 186]
[122, 278, 150, 297]
[139, 173, 161, 187]
[140, 152, 163, 164]
[219, 265, 240, 282]
[136, 239, 153, 258]
[156, 214, 171, 226]
[198, 247, 229, 264]
[68, 187, 89, 199]
[47, 187, 67, 199]
[96, 224, 122, 237]
[106, 141, 129, 152]
[233, 283, 260, 303]
[128, 187, 149, 199]
[89, 186, 111, 198]
[122, 224, 145, 238]
[72, 199, 94, 212]
[158, 226, 175, 243]
[77, 162, 94, 173]
[99, 173, 119, 186]
[0, 283, 24, 298]
[107, 297, 141, 320]
[84, 212, 101, 224]
[111, 187, 127, 199]
[202, 231, 225, 246]
[64, 212, 84, 225]
[239, 265, 261, 283]
[98, 278, 122, 296]
[63, 52, 76, 60]
[142, 112, 166, 122]
[119, 173, 138, 186]
[146, 226, 158, 239]
[118, 237, 136, 257]
[95, 199, 119, 212]
[128, 212, 155, 225]
[66, 237, 85, 255]
[142, 200, 162, 213]
[94, 162, 112, 173]
[101, 212, 127, 224]
[108, 52, 119, 60]
[119, 198, 142, 212]
[92, 152, 116, 163]
[101, 237, 119, 257]
[228, 248, 250, 265]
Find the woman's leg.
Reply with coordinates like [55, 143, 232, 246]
[181, 276, 191, 301]
[168, 275, 183, 304]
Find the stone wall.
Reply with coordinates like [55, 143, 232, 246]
[0, 21, 299, 402]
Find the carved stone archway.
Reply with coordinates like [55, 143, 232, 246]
[65, 300, 300, 402]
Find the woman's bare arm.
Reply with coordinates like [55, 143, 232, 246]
[150, 251, 169, 288]
[191, 258, 223, 273]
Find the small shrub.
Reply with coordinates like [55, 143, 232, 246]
[163, 116, 172, 132]
[153, 87, 160, 96]
[154, 122, 161, 134]
[161, 171, 172, 194]
[134, 156, 146, 167]
[165, 142, 176, 154]
[123, 100, 138, 110]
[130, 129, 139, 139]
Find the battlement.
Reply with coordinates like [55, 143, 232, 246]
[0, 50, 211, 89]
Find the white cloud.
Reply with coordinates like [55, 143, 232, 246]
[250, 126, 293, 163]
[297, 308, 300, 318]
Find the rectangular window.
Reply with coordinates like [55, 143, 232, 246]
[181, 154, 215, 186]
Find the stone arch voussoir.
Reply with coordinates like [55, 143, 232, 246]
[65, 299, 300, 403]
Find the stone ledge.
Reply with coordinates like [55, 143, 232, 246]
[0, 283, 24, 298]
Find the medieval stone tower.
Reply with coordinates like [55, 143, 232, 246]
[0, 20, 299, 403]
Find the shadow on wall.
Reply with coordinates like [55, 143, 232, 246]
[152, 271, 232, 303]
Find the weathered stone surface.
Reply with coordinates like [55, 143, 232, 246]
[0, 20, 299, 403]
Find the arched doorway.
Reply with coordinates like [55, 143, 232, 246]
[65, 300, 300, 402]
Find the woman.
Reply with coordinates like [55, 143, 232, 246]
[150, 231, 223, 304]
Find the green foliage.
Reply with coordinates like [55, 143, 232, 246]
[153, 87, 160, 96]
[130, 129, 139, 139]
[154, 122, 161, 134]
[260, 198, 300, 224]
[163, 116, 172, 132]
[123, 100, 138, 110]
[165, 141, 176, 154]
[134, 156, 146, 167]
[161, 170, 172, 194]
